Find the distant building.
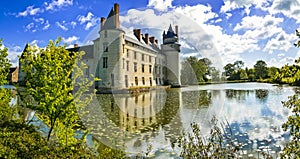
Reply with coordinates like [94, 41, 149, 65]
[19, 3, 181, 91]
[7, 67, 18, 83]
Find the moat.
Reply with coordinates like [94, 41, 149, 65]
[82, 82, 294, 158]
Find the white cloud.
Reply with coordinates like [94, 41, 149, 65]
[267, 0, 300, 23]
[25, 23, 35, 32]
[33, 18, 45, 24]
[220, 0, 269, 14]
[119, 5, 261, 69]
[278, 53, 285, 57]
[78, 12, 99, 30]
[221, 0, 300, 23]
[7, 45, 23, 67]
[56, 21, 68, 31]
[263, 32, 296, 53]
[234, 15, 284, 40]
[45, 0, 73, 11]
[62, 36, 79, 44]
[43, 20, 50, 30]
[17, 6, 43, 17]
[147, 0, 174, 12]
[70, 21, 77, 28]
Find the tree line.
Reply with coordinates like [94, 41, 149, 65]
[181, 55, 300, 86]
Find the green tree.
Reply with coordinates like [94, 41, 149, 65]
[239, 69, 248, 80]
[0, 39, 14, 122]
[268, 66, 279, 79]
[182, 56, 208, 82]
[254, 60, 268, 79]
[19, 37, 95, 146]
[280, 29, 300, 158]
[224, 63, 234, 77]
[233, 60, 244, 70]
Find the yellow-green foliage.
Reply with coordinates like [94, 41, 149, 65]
[19, 37, 95, 146]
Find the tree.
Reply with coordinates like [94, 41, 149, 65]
[254, 60, 268, 79]
[0, 39, 14, 122]
[233, 60, 244, 70]
[280, 29, 300, 158]
[268, 66, 279, 79]
[224, 63, 234, 77]
[19, 38, 95, 146]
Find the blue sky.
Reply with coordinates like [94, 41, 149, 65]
[1, 0, 300, 69]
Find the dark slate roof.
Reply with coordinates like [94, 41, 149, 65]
[9, 67, 18, 73]
[164, 24, 177, 39]
[67, 45, 94, 59]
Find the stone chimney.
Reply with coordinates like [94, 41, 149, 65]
[134, 29, 142, 41]
[100, 17, 106, 28]
[149, 36, 155, 44]
[74, 44, 78, 48]
[175, 25, 178, 35]
[144, 33, 149, 44]
[114, 3, 120, 28]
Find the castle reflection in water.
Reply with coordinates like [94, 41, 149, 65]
[82, 83, 292, 157]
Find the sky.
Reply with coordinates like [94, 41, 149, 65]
[1, 0, 300, 69]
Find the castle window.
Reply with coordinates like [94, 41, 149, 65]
[149, 65, 152, 73]
[135, 77, 138, 86]
[126, 61, 129, 71]
[142, 64, 145, 73]
[103, 42, 108, 52]
[149, 77, 152, 86]
[125, 75, 128, 88]
[134, 51, 137, 59]
[103, 57, 108, 68]
[104, 31, 107, 38]
[122, 58, 125, 69]
[149, 56, 152, 63]
[134, 62, 137, 72]
[142, 77, 145, 85]
[127, 49, 129, 58]
[111, 74, 114, 86]
[142, 54, 144, 61]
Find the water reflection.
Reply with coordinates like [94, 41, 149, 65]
[82, 83, 294, 157]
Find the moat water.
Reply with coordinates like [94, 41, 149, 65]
[81, 82, 295, 158]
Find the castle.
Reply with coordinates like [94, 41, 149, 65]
[19, 3, 181, 91]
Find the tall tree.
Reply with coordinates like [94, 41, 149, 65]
[254, 60, 268, 79]
[233, 60, 244, 70]
[224, 63, 234, 77]
[0, 39, 14, 122]
[20, 38, 95, 146]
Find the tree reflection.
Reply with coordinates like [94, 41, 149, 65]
[255, 89, 269, 100]
[182, 90, 212, 108]
[226, 89, 250, 101]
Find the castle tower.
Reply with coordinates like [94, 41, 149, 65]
[162, 24, 181, 87]
[94, 3, 125, 89]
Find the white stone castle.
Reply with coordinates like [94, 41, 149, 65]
[19, 3, 181, 91]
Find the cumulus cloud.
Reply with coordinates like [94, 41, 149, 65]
[220, 0, 269, 14]
[234, 15, 284, 40]
[7, 45, 23, 67]
[43, 20, 50, 30]
[45, 0, 73, 11]
[263, 32, 296, 53]
[56, 21, 68, 31]
[25, 23, 35, 32]
[62, 36, 80, 44]
[78, 12, 99, 30]
[119, 4, 261, 69]
[147, 0, 174, 12]
[267, 0, 300, 23]
[17, 6, 43, 17]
